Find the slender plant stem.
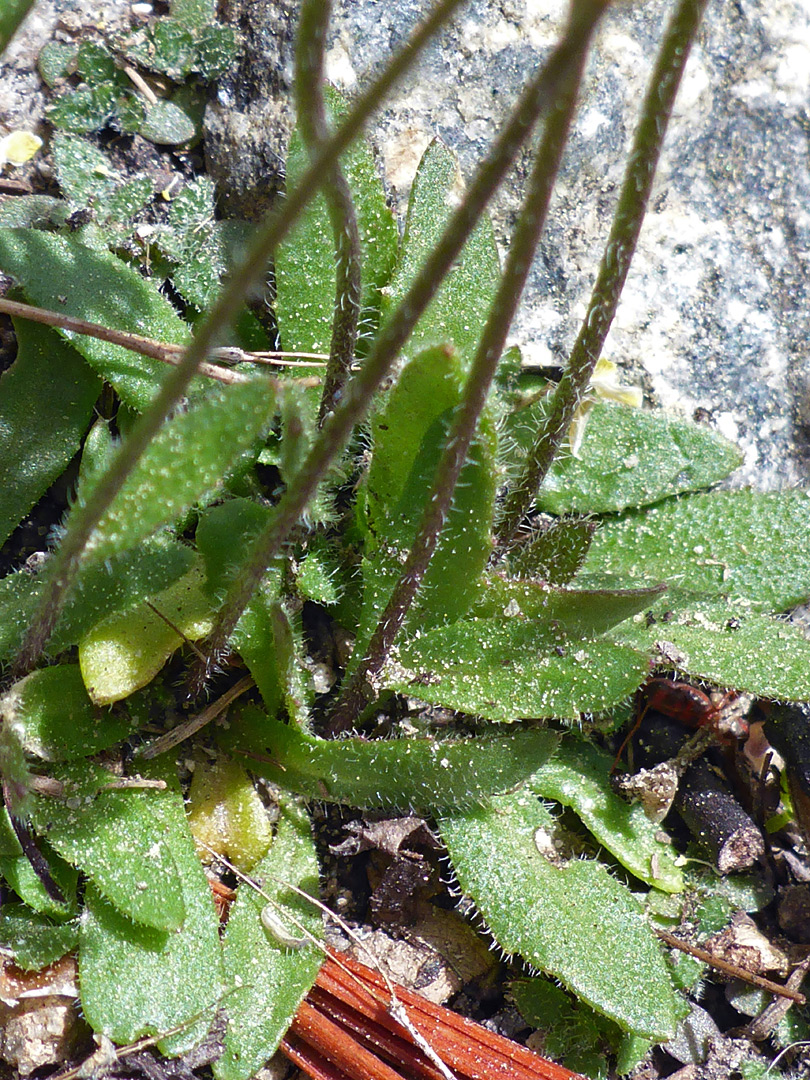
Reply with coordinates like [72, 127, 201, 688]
[0, 297, 253, 384]
[328, 0, 605, 733]
[495, 0, 710, 550]
[12, 0, 469, 676]
[192, 5, 606, 691]
[0, 298, 329, 367]
[294, 0, 363, 426]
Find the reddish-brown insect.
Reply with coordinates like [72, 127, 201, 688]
[612, 676, 748, 771]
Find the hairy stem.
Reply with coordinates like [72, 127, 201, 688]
[294, 0, 363, 425]
[328, 0, 604, 733]
[13, 0, 468, 675]
[496, 0, 710, 549]
[192, 3, 605, 692]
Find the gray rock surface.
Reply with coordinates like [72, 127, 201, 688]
[4, 0, 810, 487]
[318, 0, 810, 489]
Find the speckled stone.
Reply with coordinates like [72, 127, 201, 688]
[314, 0, 810, 489]
[4, 0, 810, 486]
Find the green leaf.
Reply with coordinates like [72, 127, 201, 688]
[580, 490, 810, 612]
[440, 789, 683, 1039]
[0, 229, 192, 409]
[186, 755, 273, 872]
[76, 40, 119, 85]
[382, 139, 500, 367]
[38, 41, 78, 86]
[47, 82, 118, 133]
[79, 561, 214, 704]
[196, 498, 274, 599]
[612, 603, 810, 701]
[295, 539, 343, 606]
[467, 576, 666, 637]
[53, 132, 116, 205]
[105, 175, 154, 224]
[529, 740, 683, 892]
[511, 978, 621, 1080]
[359, 411, 497, 643]
[30, 763, 185, 931]
[196, 500, 289, 714]
[0, 534, 195, 665]
[170, 0, 216, 30]
[231, 707, 560, 811]
[215, 798, 323, 1080]
[507, 517, 596, 584]
[82, 379, 276, 563]
[357, 346, 498, 645]
[79, 763, 223, 1055]
[163, 178, 247, 307]
[0, 194, 69, 228]
[0, 904, 79, 971]
[0, 0, 35, 52]
[274, 86, 397, 354]
[388, 619, 650, 721]
[512, 401, 742, 514]
[0, 838, 78, 920]
[0, 319, 99, 548]
[140, 99, 198, 145]
[363, 346, 466, 534]
[2, 665, 133, 760]
[193, 24, 238, 78]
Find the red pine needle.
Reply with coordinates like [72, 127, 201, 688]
[280, 950, 588, 1080]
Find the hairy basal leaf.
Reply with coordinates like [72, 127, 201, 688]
[0, 228, 192, 409]
[215, 798, 322, 1080]
[29, 763, 185, 931]
[79, 561, 214, 704]
[275, 87, 397, 355]
[389, 619, 649, 721]
[0, 903, 79, 971]
[0, 320, 99, 548]
[529, 740, 683, 892]
[79, 763, 223, 1055]
[227, 706, 559, 811]
[83, 380, 276, 564]
[504, 399, 742, 514]
[382, 139, 500, 367]
[1, 664, 133, 760]
[467, 576, 666, 637]
[579, 490, 810, 612]
[612, 603, 810, 701]
[356, 345, 498, 647]
[440, 789, 683, 1039]
[0, 535, 194, 665]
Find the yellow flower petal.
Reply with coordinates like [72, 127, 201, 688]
[589, 357, 643, 407]
[0, 130, 42, 168]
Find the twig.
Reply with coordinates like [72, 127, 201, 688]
[743, 953, 810, 1042]
[654, 926, 806, 1005]
[121, 62, 159, 105]
[101, 777, 168, 791]
[0, 297, 326, 381]
[137, 674, 254, 759]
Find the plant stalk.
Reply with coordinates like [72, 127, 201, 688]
[328, 0, 604, 733]
[12, 0, 469, 675]
[495, 0, 711, 549]
[294, 0, 363, 425]
[191, 2, 609, 691]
